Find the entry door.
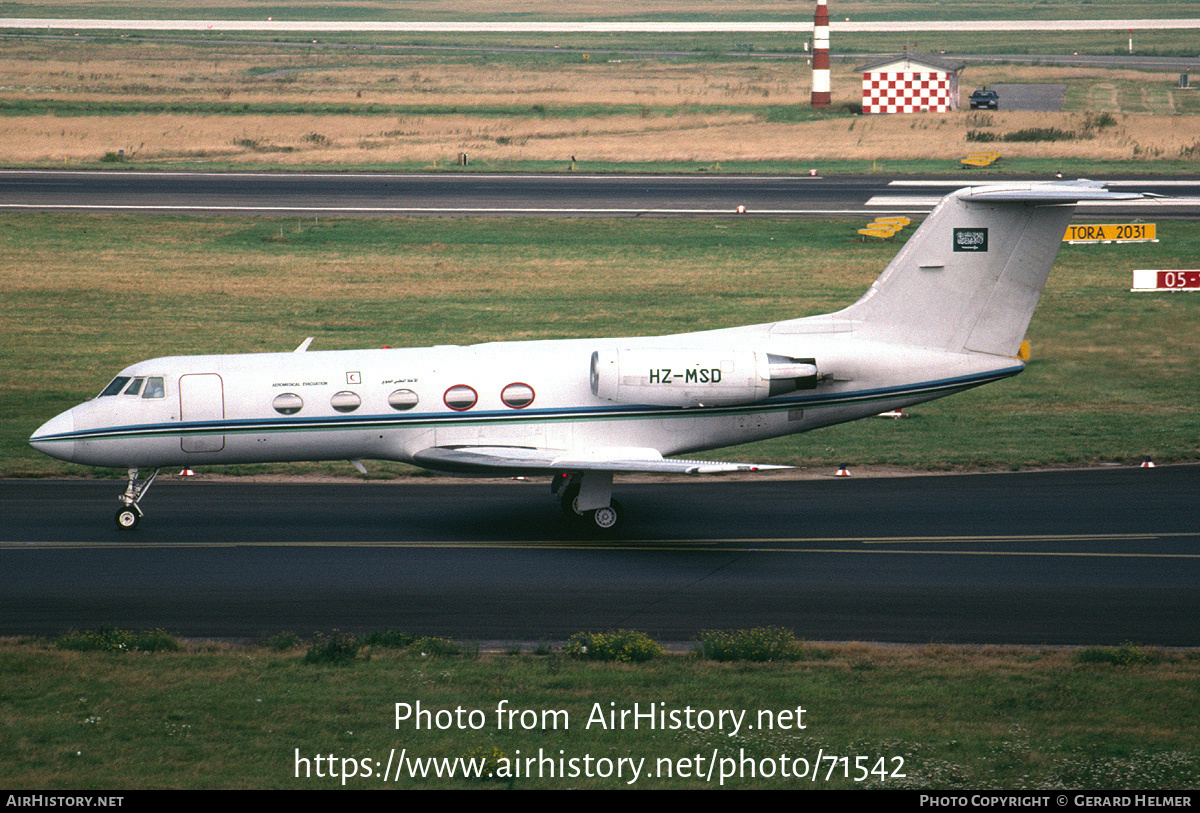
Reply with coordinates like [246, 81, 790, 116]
[179, 374, 225, 453]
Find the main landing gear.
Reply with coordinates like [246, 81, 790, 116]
[115, 467, 159, 530]
[552, 471, 624, 533]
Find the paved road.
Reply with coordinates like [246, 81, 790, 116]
[3, 466, 1197, 645]
[990, 84, 1068, 112]
[930, 53, 1200, 71]
[3, 171, 1197, 218]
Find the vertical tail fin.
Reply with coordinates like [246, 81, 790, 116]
[837, 181, 1143, 356]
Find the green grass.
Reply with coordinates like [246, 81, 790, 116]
[4, 213, 1198, 477]
[8, 0, 1200, 23]
[2, 635, 1199, 789]
[5, 1, 1200, 59]
[5, 0, 1200, 25]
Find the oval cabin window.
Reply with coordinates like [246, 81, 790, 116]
[331, 391, 361, 413]
[443, 384, 478, 411]
[388, 389, 419, 411]
[501, 382, 535, 409]
[273, 393, 304, 415]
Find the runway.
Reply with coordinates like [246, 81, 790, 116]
[2, 465, 1197, 645]
[3, 171, 1198, 219]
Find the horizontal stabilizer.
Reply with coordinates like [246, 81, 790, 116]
[831, 180, 1150, 357]
[412, 445, 790, 476]
[957, 180, 1144, 203]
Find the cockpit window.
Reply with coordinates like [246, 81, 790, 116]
[99, 376, 131, 397]
[143, 377, 165, 399]
[99, 375, 166, 398]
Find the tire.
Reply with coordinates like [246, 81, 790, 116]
[115, 508, 140, 530]
[585, 499, 624, 533]
[560, 482, 582, 517]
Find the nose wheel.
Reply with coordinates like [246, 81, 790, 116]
[116, 506, 141, 529]
[115, 468, 158, 530]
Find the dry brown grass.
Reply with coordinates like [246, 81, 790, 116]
[6, 106, 1199, 165]
[2, 38, 1199, 165]
[0, 39, 808, 108]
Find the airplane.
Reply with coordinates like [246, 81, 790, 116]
[29, 180, 1144, 533]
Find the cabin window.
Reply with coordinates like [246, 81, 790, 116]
[501, 382, 535, 409]
[99, 376, 131, 397]
[273, 393, 304, 415]
[331, 391, 361, 413]
[123, 378, 145, 396]
[443, 384, 478, 411]
[143, 377, 165, 399]
[388, 389, 419, 411]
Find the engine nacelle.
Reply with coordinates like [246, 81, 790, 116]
[590, 349, 817, 407]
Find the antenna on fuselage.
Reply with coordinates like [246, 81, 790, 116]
[294, 337, 314, 353]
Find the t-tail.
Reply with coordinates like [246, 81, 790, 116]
[832, 181, 1145, 356]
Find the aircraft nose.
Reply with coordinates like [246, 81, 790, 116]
[29, 408, 77, 462]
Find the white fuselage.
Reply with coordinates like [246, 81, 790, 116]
[30, 317, 1023, 471]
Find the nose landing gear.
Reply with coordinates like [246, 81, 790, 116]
[115, 468, 159, 530]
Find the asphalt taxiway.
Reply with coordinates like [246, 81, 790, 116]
[3, 171, 1198, 219]
[2, 465, 1197, 645]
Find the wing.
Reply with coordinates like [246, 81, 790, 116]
[411, 445, 790, 476]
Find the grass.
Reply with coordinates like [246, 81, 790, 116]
[8, 0, 1200, 23]
[2, 634, 1199, 789]
[5, 0, 1200, 76]
[4, 213, 1198, 477]
[5, 0, 1200, 26]
[2, 36, 1200, 169]
[0, 0, 1186, 21]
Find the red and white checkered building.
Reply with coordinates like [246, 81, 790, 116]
[858, 54, 965, 114]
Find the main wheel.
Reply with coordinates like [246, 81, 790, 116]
[559, 482, 582, 517]
[584, 499, 624, 533]
[115, 507, 141, 530]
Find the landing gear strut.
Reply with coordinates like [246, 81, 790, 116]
[115, 467, 158, 530]
[552, 471, 624, 533]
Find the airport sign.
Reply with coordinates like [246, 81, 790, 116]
[1065, 223, 1156, 243]
[1131, 269, 1200, 291]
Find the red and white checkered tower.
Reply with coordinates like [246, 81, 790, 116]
[811, 0, 831, 107]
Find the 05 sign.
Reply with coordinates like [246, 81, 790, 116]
[1131, 269, 1200, 292]
[1159, 270, 1200, 289]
